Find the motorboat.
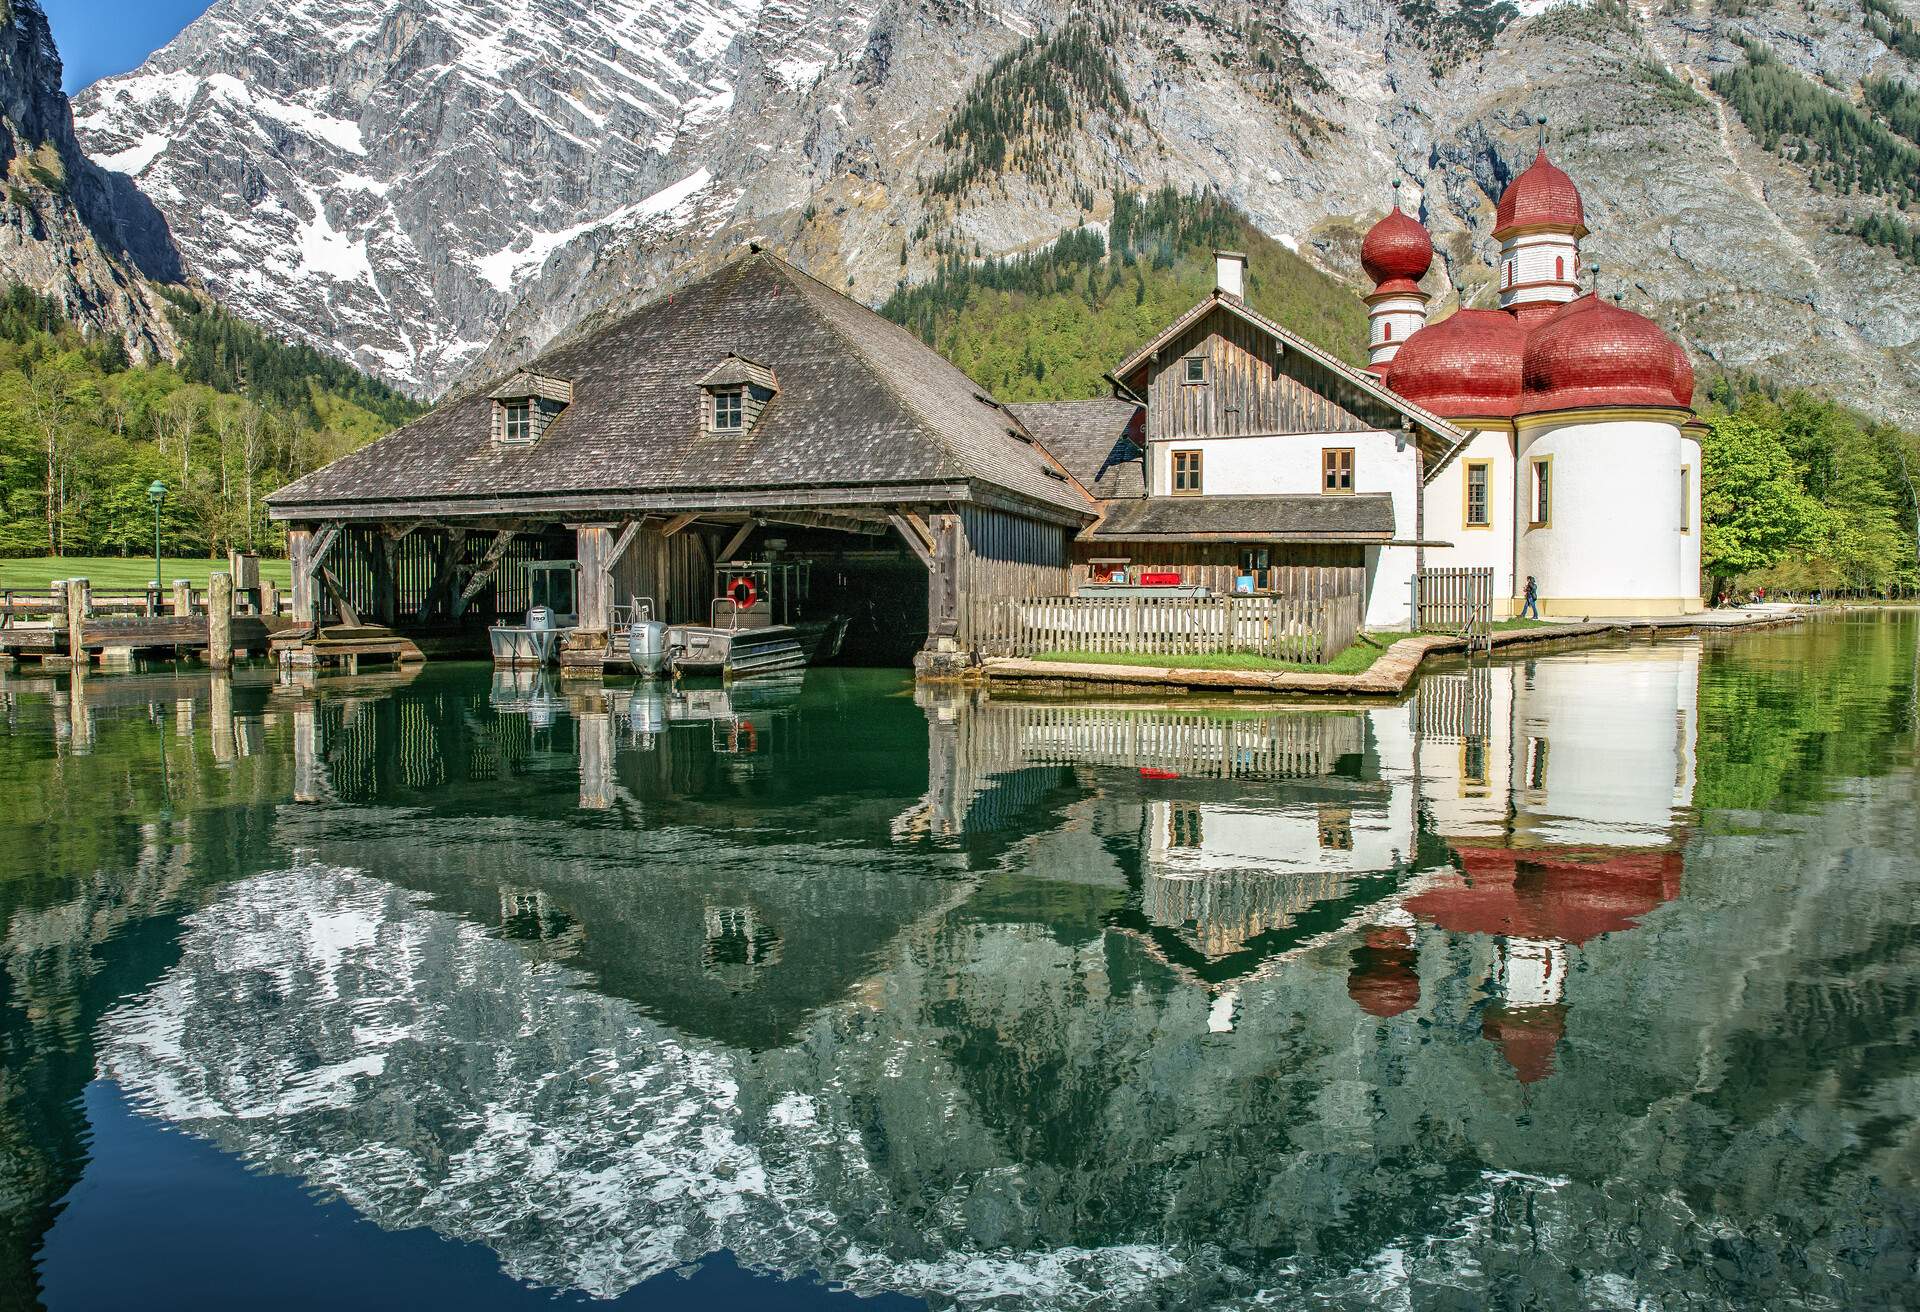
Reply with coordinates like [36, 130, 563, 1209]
[489, 561, 580, 666]
[650, 561, 848, 681]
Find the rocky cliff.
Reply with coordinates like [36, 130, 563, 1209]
[70, 0, 1920, 422]
[0, 0, 180, 360]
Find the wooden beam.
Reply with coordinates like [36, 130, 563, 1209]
[898, 509, 938, 556]
[316, 566, 362, 628]
[454, 529, 517, 618]
[606, 518, 642, 572]
[415, 528, 469, 621]
[307, 523, 342, 575]
[718, 519, 756, 562]
[661, 512, 699, 538]
[888, 513, 935, 570]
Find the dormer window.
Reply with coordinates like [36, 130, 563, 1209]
[698, 353, 779, 435]
[503, 399, 532, 442]
[489, 371, 573, 445]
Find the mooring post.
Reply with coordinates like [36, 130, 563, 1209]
[172, 578, 193, 618]
[261, 576, 280, 617]
[209, 671, 234, 764]
[208, 571, 234, 670]
[65, 578, 87, 666]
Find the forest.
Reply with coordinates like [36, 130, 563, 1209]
[0, 285, 421, 561]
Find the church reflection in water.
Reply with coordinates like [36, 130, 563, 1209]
[98, 645, 1708, 1303]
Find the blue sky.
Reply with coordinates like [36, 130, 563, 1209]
[46, 0, 214, 92]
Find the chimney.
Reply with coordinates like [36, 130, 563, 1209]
[1214, 250, 1246, 299]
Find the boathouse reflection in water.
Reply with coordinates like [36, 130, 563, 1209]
[12, 620, 1920, 1308]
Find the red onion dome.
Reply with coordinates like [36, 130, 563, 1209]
[1519, 295, 1692, 415]
[1481, 1003, 1568, 1084]
[1668, 338, 1694, 409]
[1361, 205, 1433, 286]
[1493, 148, 1588, 240]
[1383, 308, 1527, 419]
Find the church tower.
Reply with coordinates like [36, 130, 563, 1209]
[1360, 180, 1433, 369]
[1493, 121, 1587, 313]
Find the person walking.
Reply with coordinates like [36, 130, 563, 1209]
[1522, 575, 1540, 620]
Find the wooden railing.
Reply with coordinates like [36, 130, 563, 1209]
[974, 589, 1365, 665]
[1416, 567, 1494, 649]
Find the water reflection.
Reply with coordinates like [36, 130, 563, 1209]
[4, 618, 1919, 1309]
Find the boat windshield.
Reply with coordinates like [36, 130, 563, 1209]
[530, 563, 576, 615]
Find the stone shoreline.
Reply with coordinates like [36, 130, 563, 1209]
[971, 610, 1807, 697]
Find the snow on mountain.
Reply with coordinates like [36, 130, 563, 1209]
[70, 0, 1920, 422]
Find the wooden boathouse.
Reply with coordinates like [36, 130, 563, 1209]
[266, 250, 1096, 671]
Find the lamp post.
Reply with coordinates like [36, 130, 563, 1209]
[147, 480, 166, 614]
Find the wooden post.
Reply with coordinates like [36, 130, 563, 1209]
[172, 579, 193, 617]
[577, 701, 613, 811]
[261, 576, 279, 617]
[68, 670, 92, 755]
[574, 523, 613, 636]
[288, 527, 314, 623]
[369, 532, 396, 628]
[65, 578, 87, 664]
[210, 671, 235, 764]
[208, 571, 234, 670]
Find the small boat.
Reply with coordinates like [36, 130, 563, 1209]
[489, 561, 581, 667]
[657, 561, 845, 680]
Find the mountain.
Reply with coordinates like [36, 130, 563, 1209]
[70, 0, 1920, 425]
[0, 0, 181, 361]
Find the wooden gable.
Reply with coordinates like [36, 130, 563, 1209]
[1136, 303, 1398, 440]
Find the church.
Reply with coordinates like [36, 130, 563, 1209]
[1025, 141, 1708, 624]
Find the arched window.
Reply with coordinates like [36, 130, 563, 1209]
[1555, 255, 1564, 280]
[1504, 261, 1514, 289]
[1383, 321, 1393, 341]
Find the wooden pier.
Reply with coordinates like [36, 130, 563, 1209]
[0, 576, 286, 668]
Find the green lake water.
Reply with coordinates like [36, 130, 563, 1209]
[2, 614, 1917, 1309]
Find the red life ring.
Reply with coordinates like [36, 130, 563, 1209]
[725, 575, 759, 609]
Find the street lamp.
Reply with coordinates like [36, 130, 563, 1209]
[147, 480, 166, 613]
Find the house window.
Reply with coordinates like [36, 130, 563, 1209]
[502, 399, 532, 443]
[1173, 449, 1203, 495]
[713, 389, 743, 431]
[1183, 356, 1206, 384]
[1168, 802, 1203, 848]
[1680, 465, 1691, 532]
[1317, 806, 1353, 851]
[1464, 460, 1490, 527]
[1239, 547, 1270, 591]
[1322, 447, 1355, 494]
[1462, 738, 1488, 791]
[1530, 457, 1552, 527]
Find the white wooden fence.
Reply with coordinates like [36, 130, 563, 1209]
[974, 590, 1365, 664]
[1416, 567, 1494, 646]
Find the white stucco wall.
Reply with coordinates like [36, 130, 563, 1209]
[1515, 416, 1689, 611]
[1367, 291, 1427, 366]
[1149, 430, 1420, 627]
[1679, 432, 1703, 605]
[1422, 428, 1516, 610]
[1496, 231, 1581, 308]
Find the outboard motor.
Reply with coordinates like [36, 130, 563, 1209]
[526, 605, 555, 631]
[625, 596, 669, 678]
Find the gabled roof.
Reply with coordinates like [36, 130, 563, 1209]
[270, 253, 1095, 522]
[487, 371, 574, 404]
[1110, 290, 1467, 453]
[1005, 399, 1145, 500]
[695, 354, 779, 392]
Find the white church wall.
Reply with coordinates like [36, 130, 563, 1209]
[1496, 231, 1582, 308]
[1515, 416, 1689, 614]
[1421, 427, 1516, 613]
[1679, 431, 1703, 607]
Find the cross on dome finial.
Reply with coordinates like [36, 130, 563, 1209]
[1588, 261, 1601, 295]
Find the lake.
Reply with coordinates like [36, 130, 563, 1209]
[3, 615, 1917, 1309]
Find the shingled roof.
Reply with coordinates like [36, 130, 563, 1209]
[1087, 494, 1395, 541]
[1007, 399, 1145, 500]
[269, 253, 1094, 522]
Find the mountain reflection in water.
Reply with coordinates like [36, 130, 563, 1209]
[3, 616, 1919, 1309]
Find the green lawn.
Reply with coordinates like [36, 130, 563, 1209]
[1032, 632, 1409, 676]
[0, 556, 292, 592]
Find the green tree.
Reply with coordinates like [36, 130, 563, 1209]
[1700, 412, 1826, 591]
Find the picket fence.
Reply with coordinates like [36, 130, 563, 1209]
[974, 589, 1365, 665]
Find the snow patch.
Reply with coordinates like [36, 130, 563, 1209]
[471, 166, 715, 294]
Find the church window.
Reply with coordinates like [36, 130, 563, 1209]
[1462, 738, 1488, 792]
[1530, 457, 1552, 527]
[1464, 461, 1491, 527]
[1323, 447, 1355, 494]
[1504, 261, 1514, 289]
[1525, 735, 1550, 790]
[1173, 449, 1203, 494]
[1680, 465, 1691, 531]
[1383, 321, 1393, 342]
[1556, 255, 1565, 281]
